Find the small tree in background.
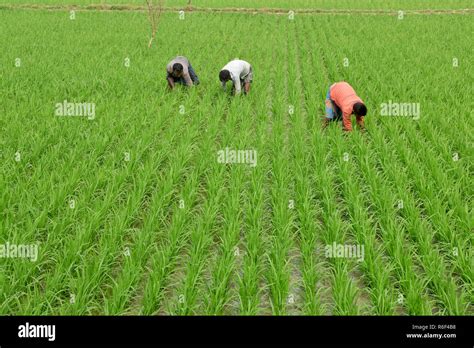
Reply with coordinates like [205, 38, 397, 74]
[146, 0, 164, 48]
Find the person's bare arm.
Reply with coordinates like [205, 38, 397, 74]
[244, 82, 251, 95]
[233, 77, 242, 95]
[167, 77, 175, 89]
[183, 69, 193, 87]
[342, 111, 352, 132]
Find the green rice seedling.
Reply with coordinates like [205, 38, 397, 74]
[285, 21, 326, 315]
[237, 115, 268, 315]
[169, 102, 227, 315]
[377, 123, 468, 315]
[264, 94, 295, 315]
[309, 133, 359, 315]
[203, 166, 244, 315]
[106, 137, 199, 315]
[203, 102, 260, 314]
[335, 135, 397, 315]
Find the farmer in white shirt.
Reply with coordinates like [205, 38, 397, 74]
[219, 59, 253, 95]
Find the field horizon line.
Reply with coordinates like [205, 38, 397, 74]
[1, 4, 473, 16]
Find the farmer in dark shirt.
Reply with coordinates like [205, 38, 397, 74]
[166, 56, 199, 89]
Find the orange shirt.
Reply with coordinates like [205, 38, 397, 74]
[330, 82, 363, 131]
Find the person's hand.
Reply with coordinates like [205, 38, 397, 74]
[322, 118, 330, 130]
[356, 117, 365, 131]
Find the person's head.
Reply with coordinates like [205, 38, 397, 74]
[172, 63, 183, 78]
[219, 69, 231, 82]
[353, 102, 367, 117]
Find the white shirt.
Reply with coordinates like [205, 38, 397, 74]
[221, 60, 252, 95]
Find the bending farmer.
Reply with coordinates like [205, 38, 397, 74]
[219, 59, 253, 95]
[323, 81, 367, 132]
[166, 56, 199, 89]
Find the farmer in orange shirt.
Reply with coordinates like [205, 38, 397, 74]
[323, 82, 367, 132]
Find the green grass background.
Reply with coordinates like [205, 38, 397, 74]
[0, 3, 472, 315]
